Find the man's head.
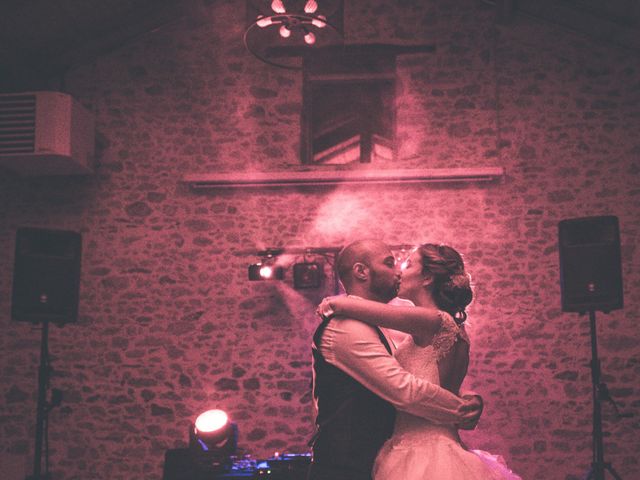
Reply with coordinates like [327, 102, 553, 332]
[336, 239, 400, 302]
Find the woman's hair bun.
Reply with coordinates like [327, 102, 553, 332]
[437, 273, 473, 323]
[419, 244, 473, 325]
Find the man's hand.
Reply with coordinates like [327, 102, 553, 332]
[456, 394, 483, 430]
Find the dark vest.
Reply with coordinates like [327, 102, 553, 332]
[310, 320, 396, 474]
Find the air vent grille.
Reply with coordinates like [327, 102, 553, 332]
[0, 94, 36, 154]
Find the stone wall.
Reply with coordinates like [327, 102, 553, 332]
[1, 1, 638, 479]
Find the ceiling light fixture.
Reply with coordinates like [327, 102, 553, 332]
[244, 0, 343, 69]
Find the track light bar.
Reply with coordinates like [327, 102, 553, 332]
[184, 167, 505, 189]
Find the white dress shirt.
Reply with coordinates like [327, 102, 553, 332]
[317, 315, 466, 425]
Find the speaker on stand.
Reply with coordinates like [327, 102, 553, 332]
[558, 216, 624, 480]
[11, 227, 82, 480]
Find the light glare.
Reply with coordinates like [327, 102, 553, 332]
[256, 15, 273, 27]
[311, 15, 326, 28]
[195, 409, 228, 433]
[260, 265, 274, 278]
[279, 25, 291, 38]
[271, 0, 286, 13]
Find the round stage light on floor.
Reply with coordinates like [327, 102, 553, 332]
[195, 409, 228, 436]
[193, 409, 236, 452]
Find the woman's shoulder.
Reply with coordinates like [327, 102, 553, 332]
[438, 311, 468, 336]
[431, 311, 470, 359]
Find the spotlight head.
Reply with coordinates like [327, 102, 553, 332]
[190, 409, 237, 468]
[195, 409, 228, 437]
[293, 262, 322, 289]
[249, 263, 284, 281]
[260, 265, 274, 278]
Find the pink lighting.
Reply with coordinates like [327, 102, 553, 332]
[195, 409, 228, 434]
[304, 0, 318, 13]
[311, 15, 327, 28]
[256, 15, 273, 27]
[311, 193, 370, 244]
[304, 31, 316, 44]
[244, 0, 343, 69]
[279, 24, 291, 38]
[271, 0, 286, 13]
[260, 265, 274, 278]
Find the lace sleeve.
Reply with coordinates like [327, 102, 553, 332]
[431, 311, 469, 362]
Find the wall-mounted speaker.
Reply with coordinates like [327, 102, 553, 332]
[558, 216, 623, 313]
[11, 227, 82, 325]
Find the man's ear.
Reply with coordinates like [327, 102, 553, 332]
[352, 262, 369, 281]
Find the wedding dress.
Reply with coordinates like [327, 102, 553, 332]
[373, 312, 522, 480]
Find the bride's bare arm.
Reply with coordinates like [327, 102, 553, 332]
[319, 295, 442, 337]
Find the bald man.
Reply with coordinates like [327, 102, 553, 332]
[307, 239, 482, 480]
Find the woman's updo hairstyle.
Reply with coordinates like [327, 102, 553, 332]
[418, 243, 473, 325]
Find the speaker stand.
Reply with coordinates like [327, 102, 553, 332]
[582, 310, 622, 480]
[26, 319, 53, 480]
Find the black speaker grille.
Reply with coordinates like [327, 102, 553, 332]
[12, 227, 82, 324]
[558, 216, 623, 313]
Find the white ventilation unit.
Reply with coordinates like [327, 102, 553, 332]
[0, 91, 95, 175]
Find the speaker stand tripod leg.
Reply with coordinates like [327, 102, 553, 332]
[605, 463, 623, 480]
[26, 319, 51, 480]
[581, 310, 623, 480]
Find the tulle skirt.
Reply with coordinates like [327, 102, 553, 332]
[372, 428, 521, 480]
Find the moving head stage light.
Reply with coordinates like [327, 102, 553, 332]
[163, 408, 311, 479]
[163, 409, 238, 480]
[192, 409, 238, 464]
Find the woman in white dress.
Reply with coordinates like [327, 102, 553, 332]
[319, 243, 521, 480]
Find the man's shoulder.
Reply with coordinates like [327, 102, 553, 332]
[325, 317, 381, 337]
[319, 317, 390, 360]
